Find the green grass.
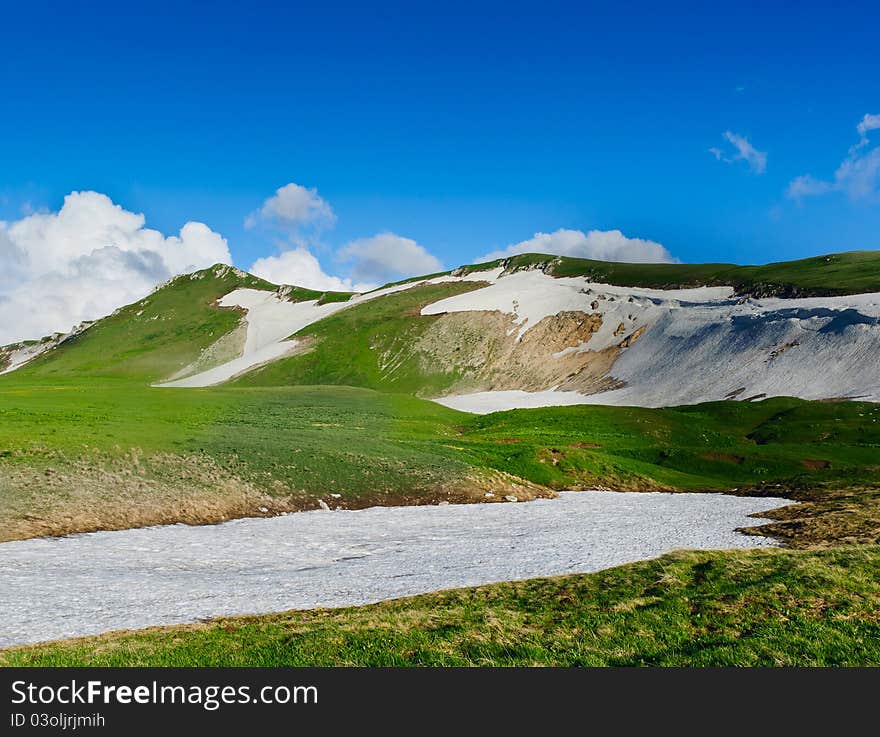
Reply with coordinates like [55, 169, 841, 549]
[278, 285, 353, 304]
[523, 249, 880, 296]
[4, 547, 878, 666]
[0, 382, 481, 540]
[236, 281, 488, 395]
[455, 399, 880, 492]
[2, 370, 878, 544]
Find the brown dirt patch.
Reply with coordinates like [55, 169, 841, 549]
[802, 459, 831, 471]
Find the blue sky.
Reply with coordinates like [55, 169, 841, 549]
[1, 0, 879, 285]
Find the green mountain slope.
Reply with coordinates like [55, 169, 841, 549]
[235, 281, 488, 395]
[460, 250, 880, 297]
[12, 265, 274, 383]
[9, 249, 880, 386]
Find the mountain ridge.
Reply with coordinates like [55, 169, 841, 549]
[4, 250, 880, 410]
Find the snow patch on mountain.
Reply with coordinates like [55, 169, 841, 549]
[422, 271, 880, 411]
[0, 322, 95, 376]
[0, 342, 57, 376]
[157, 289, 351, 387]
[422, 270, 732, 346]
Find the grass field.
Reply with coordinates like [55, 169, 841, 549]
[3, 546, 878, 666]
[2, 375, 878, 544]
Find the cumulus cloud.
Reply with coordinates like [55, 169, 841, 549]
[787, 113, 880, 202]
[245, 183, 443, 293]
[249, 248, 374, 293]
[244, 182, 335, 233]
[250, 233, 442, 293]
[480, 228, 676, 264]
[0, 191, 231, 344]
[337, 232, 443, 285]
[0, 228, 27, 291]
[710, 131, 767, 174]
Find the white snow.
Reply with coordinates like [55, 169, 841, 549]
[158, 267, 505, 388]
[0, 322, 94, 376]
[422, 270, 880, 411]
[0, 342, 54, 376]
[422, 270, 733, 344]
[435, 389, 599, 413]
[157, 289, 353, 387]
[0, 490, 790, 648]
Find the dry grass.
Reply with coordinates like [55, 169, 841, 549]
[0, 451, 302, 541]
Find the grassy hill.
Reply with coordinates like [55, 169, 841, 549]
[10, 249, 880, 386]
[12, 265, 273, 383]
[9, 264, 353, 384]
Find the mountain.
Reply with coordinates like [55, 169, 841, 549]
[1, 251, 879, 543]
[7, 251, 880, 407]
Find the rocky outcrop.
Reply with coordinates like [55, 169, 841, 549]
[413, 309, 624, 394]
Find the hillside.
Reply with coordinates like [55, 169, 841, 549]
[231, 255, 880, 408]
[8, 265, 276, 383]
[1, 250, 879, 543]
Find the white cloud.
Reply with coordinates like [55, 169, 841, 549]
[710, 131, 767, 174]
[479, 228, 676, 264]
[856, 113, 880, 146]
[337, 232, 443, 285]
[787, 114, 880, 202]
[0, 191, 231, 344]
[245, 184, 442, 292]
[251, 233, 442, 293]
[786, 174, 833, 200]
[244, 182, 335, 232]
[249, 248, 374, 293]
[0, 228, 27, 291]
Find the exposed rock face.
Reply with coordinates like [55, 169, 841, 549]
[413, 309, 623, 394]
